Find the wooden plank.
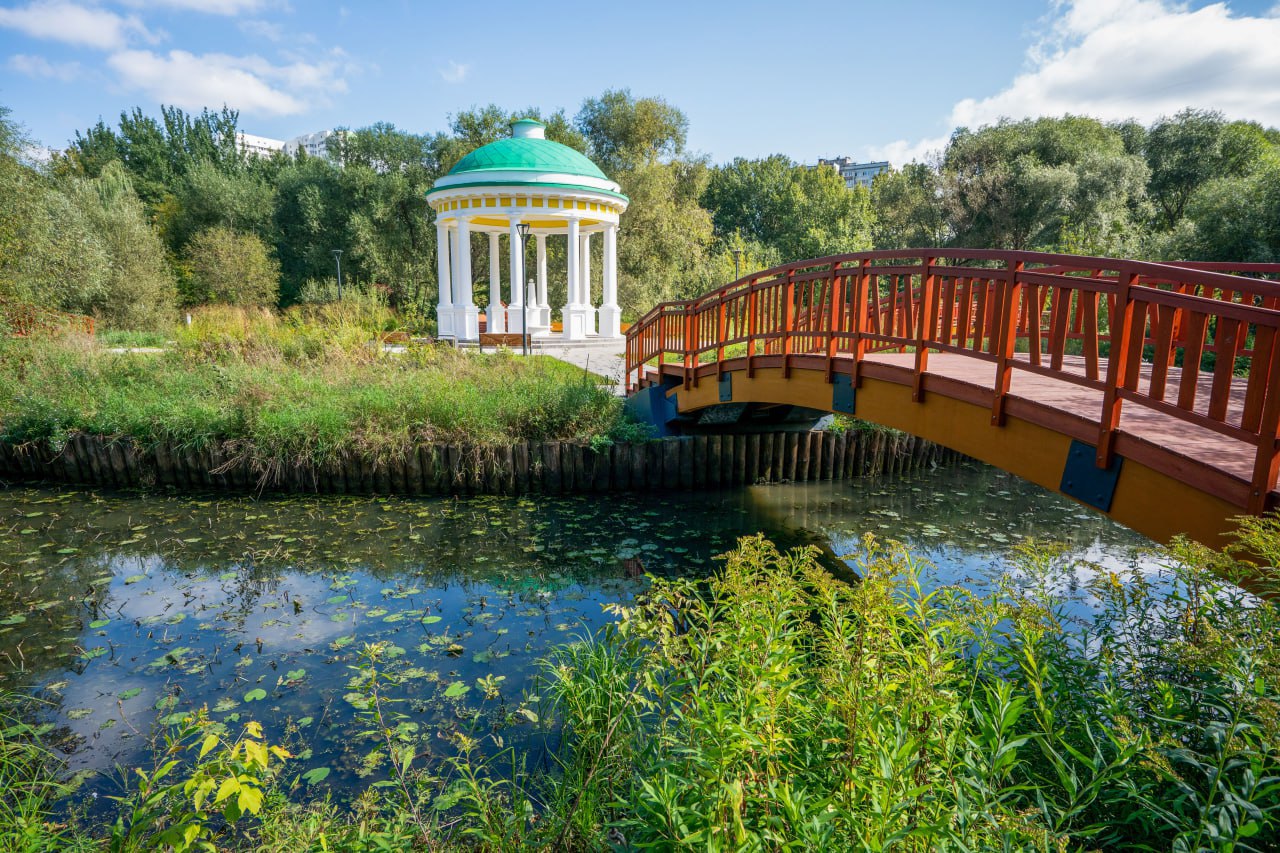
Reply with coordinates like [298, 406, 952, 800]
[544, 442, 562, 494]
[783, 432, 798, 481]
[691, 435, 707, 487]
[630, 442, 647, 490]
[1208, 317, 1241, 423]
[760, 431, 775, 482]
[513, 443, 530, 494]
[734, 434, 747, 486]
[744, 433, 759, 484]
[706, 434, 722, 487]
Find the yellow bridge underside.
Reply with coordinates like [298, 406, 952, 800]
[670, 365, 1243, 549]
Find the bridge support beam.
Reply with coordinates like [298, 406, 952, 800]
[666, 363, 1247, 549]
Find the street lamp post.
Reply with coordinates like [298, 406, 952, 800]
[732, 247, 743, 281]
[331, 249, 344, 301]
[515, 223, 531, 357]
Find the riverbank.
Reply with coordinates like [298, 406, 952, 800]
[2, 306, 954, 495]
[0, 305, 630, 470]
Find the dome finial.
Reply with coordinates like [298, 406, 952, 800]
[511, 118, 546, 140]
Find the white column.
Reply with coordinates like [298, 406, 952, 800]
[435, 221, 455, 338]
[580, 232, 596, 335]
[504, 216, 524, 338]
[531, 233, 550, 334]
[487, 232, 504, 334]
[563, 217, 587, 341]
[599, 223, 622, 338]
[453, 216, 478, 341]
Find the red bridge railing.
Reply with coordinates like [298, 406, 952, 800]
[625, 249, 1280, 511]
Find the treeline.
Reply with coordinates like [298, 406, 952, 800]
[1, 95, 1278, 332]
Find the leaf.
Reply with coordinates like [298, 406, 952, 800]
[118, 687, 142, 700]
[444, 682, 470, 698]
[244, 688, 267, 702]
[286, 668, 306, 682]
[517, 708, 539, 723]
[88, 619, 110, 629]
[302, 767, 330, 785]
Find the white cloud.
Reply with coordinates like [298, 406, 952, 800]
[238, 18, 284, 41]
[107, 49, 346, 116]
[0, 1, 154, 50]
[120, 0, 268, 14]
[439, 60, 468, 84]
[870, 0, 1280, 165]
[8, 52, 81, 81]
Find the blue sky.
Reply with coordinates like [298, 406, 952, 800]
[2, 0, 1279, 164]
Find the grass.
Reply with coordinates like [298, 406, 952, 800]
[4, 523, 1280, 851]
[0, 304, 642, 469]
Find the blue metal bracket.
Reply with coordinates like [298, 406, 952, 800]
[832, 373, 856, 414]
[1060, 439, 1122, 512]
[718, 371, 733, 403]
[624, 384, 681, 437]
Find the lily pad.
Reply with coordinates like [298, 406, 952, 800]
[244, 688, 268, 702]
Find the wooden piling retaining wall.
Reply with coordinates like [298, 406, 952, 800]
[0, 430, 964, 496]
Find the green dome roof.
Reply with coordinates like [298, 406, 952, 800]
[447, 137, 608, 180]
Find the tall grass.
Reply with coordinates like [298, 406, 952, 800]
[0, 305, 633, 468]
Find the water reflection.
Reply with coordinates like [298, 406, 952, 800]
[0, 461, 1154, 805]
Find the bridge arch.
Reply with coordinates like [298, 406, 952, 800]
[625, 250, 1280, 547]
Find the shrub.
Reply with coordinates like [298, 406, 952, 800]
[183, 227, 281, 307]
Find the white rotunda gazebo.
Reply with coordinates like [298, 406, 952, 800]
[427, 119, 629, 342]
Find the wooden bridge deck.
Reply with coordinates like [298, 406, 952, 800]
[861, 351, 1260, 496]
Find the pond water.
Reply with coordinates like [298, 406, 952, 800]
[0, 460, 1156, 809]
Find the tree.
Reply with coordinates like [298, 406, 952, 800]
[943, 116, 1146, 251]
[1166, 153, 1280, 262]
[703, 155, 873, 261]
[184, 226, 281, 306]
[871, 162, 948, 249]
[1144, 109, 1265, 230]
[576, 89, 687, 173]
[61, 163, 177, 329]
[615, 158, 715, 315]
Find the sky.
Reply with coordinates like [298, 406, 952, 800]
[2, 0, 1279, 166]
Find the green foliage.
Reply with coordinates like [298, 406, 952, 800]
[705, 154, 874, 261]
[183, 227, 281, 307]
[575, 88, 688, 173]
[944, 115, 1150, 252]
[59, 163, 178, 329]
[0, 308, 631, 470]
[109, 711, 290, 852]
[871, 161, 949, 249]
[534, 533, 1280, 850]
[0, 692, 88, 853]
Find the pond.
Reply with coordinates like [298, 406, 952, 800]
[0, 459, 1155, 810]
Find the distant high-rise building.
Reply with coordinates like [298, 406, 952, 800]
[234, 129, 343, 161]
[235, 131, 286, 158]
[285, 130, 341, 159]
[817, 156, 890, 189]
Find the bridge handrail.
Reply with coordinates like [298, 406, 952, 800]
[624, 249, 1280, 511]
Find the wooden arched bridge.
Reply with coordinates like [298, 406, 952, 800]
[624, 250, 1280, 547]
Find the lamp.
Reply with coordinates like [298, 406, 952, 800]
[515, 223, 531, 356]
[331, 249, 344, 301]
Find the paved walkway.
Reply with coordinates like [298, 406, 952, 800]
[535, 339, 627, 395]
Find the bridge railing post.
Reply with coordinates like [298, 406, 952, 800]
[782, 270, 796, 379]
[826, 263, 844, 384]
[1096, 266, 1138, 466]
[682, 306, 694, 389]
[1249, 332, 1280, 513]
[716, 290, 728, 376]
[852, 259, 870, 387]
[747, 283, 758, 378]
[991, 257, 1024, 426]
[913, 255, 937, 402]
